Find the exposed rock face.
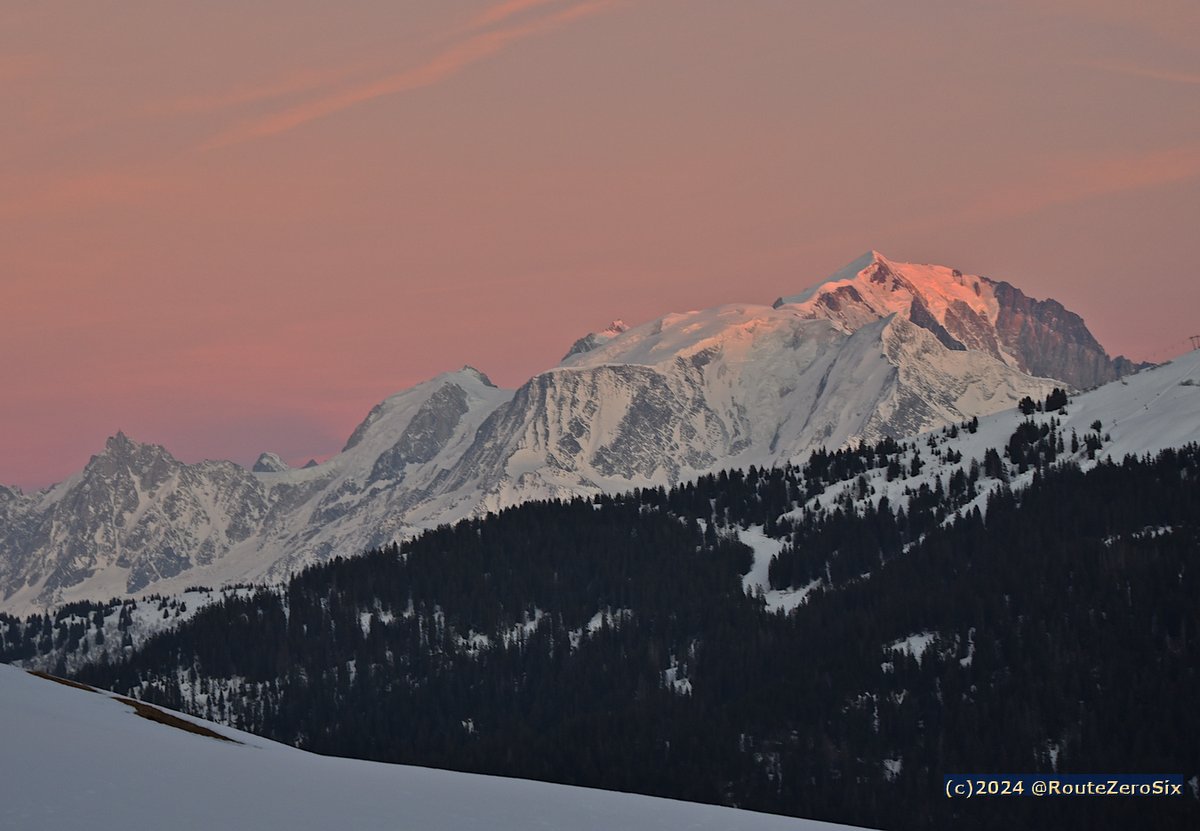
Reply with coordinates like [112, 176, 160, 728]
[369, 383, 470, 482]
[342, 401, 386, 452]
[907, 295, 966, 352]
[0, 371, 512, 614]
[776, 251, 1135, 391]
[430, 360, 731, 501]
[989, 281, 1117, 389]
[0, 433, 272, 601]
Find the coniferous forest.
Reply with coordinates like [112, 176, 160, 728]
[4, 440, 1198, 829]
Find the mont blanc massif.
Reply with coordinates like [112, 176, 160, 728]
[2, 253, 1198, 831]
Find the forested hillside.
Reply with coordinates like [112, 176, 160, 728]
[40, 443, 1199, 830]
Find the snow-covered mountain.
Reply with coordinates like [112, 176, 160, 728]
[0, 663, 858, 831]
[0, 367, 511, 613]
[428, 309, 1059, 514]
[0, 253, 1138, 614]
[16, 346, 1196, 681]
[775, 251, 1139, 388]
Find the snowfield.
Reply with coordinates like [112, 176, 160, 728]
[0, 663, 865, 831]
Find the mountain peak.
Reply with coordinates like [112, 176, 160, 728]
[457, 366, 496, 388]
[774, 251, 990, 320]
[851, 249, 893, 270]
[771, 252, 1126, 388]
[343, 367, 499, 453]
[104, 431, 137, 455]
[98, 431, 178, 465]
[560, 320, 631, 363]
[839, 249, 895, 273]
[773, 250, 906, 308]
[252, 452, 290, 474]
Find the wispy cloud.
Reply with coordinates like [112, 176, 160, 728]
[160, 64, 368, 115]
[203, 0, 623, 150]
[973, 143, 1200, 219]
[887, 143, 1200, 239]
[1075, 59, 1200, 86]
[469, 0, 564, 31]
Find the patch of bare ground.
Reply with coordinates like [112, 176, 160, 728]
[114, 697, 241, 744]
[24, 669, 240, 744]
[26, 670, 98, 693]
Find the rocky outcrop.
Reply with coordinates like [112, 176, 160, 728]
[0, 433, 272, 602]
[907, 295, 966, 351]
[989, 281, 1120, 390]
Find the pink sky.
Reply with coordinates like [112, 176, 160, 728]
[3, 0, 1199, 489]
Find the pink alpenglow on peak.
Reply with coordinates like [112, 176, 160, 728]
[775, 252, 1139, 390]
[2, 2, 1195, 493]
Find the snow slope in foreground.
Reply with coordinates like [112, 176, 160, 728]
[0, 663, 864, 831]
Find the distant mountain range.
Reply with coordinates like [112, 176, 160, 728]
[0, 252, 1143, 613]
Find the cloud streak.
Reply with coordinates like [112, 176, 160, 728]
[880, 143, 1200, 240]
[203, 0, 622, 150]
[972, 143, 1200, 219]
[1076, 59, 1200, 86]
[161, 64, 368, 115]
[469, 0, 564, 31]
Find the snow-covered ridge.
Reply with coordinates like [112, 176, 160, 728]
[0, 368, 514, 614]
[774, 251, 1133, 389]
[0, 252, 1134, 614]
[446, 310, 1057, 515]
[783, 348, 1200, 540]
[775, 251, 997, 333]
[0, 663, 860, 831]
[561, 320, 630, 362]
